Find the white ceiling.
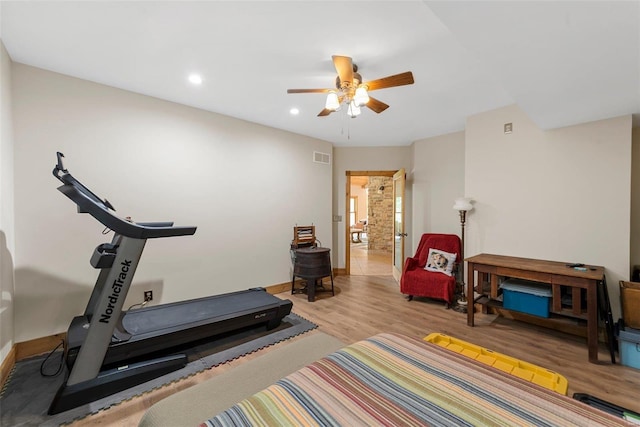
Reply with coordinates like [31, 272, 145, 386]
[1, 1, 639, 147]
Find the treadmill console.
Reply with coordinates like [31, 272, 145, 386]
[53, 152, 197, 239]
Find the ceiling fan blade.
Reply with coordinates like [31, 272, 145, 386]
[318, 95, 345, 117]
[364, 71, 414, 91]
[332, 55, 354, 86]
[365, 96, 389, 114]
[317, 108, 334, 117]
[287, 88, 332, 94]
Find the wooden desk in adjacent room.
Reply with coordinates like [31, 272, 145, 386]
[466, 253, 605, 363]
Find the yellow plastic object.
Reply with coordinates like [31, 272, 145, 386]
[424, 333, 568, 395]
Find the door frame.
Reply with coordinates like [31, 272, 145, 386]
[345, 170, 398, 276]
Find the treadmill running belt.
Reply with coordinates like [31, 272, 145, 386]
[123, 290, 280, 335]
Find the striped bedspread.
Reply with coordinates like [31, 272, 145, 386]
[202, 333, 630, 426]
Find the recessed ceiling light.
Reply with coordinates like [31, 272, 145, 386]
[290, 108, 300, 115]
[188, 74, 203, 85]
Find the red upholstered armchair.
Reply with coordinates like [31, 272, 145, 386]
[400, 233, 461, 307]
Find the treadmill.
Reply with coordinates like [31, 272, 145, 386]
[48, 152, 293, 414]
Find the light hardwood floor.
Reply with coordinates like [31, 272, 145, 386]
[70, 274, 640, 426]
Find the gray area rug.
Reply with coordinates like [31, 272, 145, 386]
[0, 313, 316, 427]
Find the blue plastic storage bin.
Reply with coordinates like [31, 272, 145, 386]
[500, 278, 552, 318]
[618, 327, 640, 370]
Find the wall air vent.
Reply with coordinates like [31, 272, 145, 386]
[313, 151, 331, 165]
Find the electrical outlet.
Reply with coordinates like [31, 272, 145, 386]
[144, 290, 153, 301]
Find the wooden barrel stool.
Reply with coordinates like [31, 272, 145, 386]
[291, 247, 334, 302]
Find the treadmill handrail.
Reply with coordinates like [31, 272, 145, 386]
[53, 155, 196, 239]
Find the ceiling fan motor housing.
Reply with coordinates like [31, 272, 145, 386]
[335, 64, 362, 90]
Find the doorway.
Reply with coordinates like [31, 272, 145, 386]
[346, 171, 403, 276]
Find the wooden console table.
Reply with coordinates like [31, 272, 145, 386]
[466, 253, 605, 363]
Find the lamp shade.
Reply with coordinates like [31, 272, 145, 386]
[347, 100, 361, 117]
[325, 91, 340, 110]
[453, 197, 473, 211]
[354, 86, 370, 107]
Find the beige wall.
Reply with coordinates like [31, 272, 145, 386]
[0, 40, 15, 364]
[465, 104, 632, 318]
[332, 147, 412, 270]
[631, 127, 640, 277]
[410, 131, 465, 252]
[11, 64, 332, 342]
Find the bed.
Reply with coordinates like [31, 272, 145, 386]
[201, 333, 630, 427]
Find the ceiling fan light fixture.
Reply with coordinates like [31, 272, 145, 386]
[354, 85, 369, 107]
[347, 100, 361, 118]
[286, 55, 414, 121]
[325, 91, 340, 111]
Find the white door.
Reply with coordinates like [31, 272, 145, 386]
[392, 169, 406, 282]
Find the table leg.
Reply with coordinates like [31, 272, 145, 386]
[587, 281, 598, 362]
[552, 285, 562, 312]
[572, 287, 582, 316]
[308, 279, 316, 302]
[467, 262, 474, 326]
[490, 274, 498, 299]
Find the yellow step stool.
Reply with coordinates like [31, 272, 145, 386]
[424, 333, 568, 395]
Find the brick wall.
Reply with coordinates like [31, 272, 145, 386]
[367, 176, 393, 252]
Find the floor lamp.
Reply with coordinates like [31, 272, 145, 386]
[453, 197, 473, 307]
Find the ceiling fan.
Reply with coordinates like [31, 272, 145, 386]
[287, 55, 414, 117]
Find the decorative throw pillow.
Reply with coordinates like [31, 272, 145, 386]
[424, 248, 457, 276]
